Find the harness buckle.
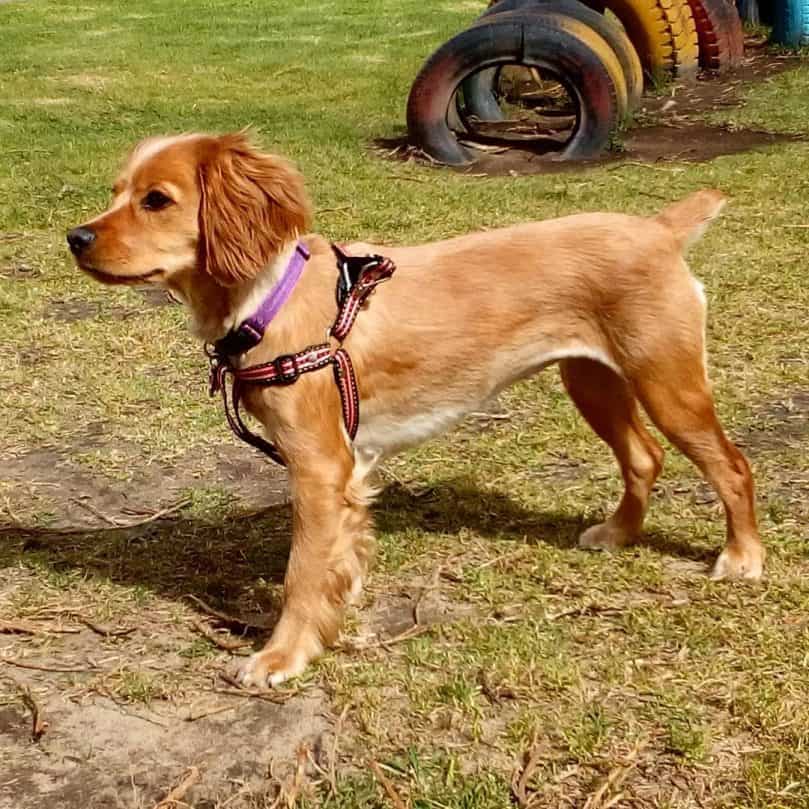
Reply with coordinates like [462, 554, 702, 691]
[272, 353, 300, 384]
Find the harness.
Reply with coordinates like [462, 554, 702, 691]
[207, 242, 396, 466]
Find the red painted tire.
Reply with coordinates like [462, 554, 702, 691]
[406, 14, 619, 165]
[686, 0, 744, 71]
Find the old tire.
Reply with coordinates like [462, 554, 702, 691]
[591, 0, 700, 80]
[686, 0, 744, 71]
[461, 10, 630, 123]
[464, 0, 643, 115]
[407, 15, 619, 164]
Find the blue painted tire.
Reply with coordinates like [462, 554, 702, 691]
[772, 0, 809, 45]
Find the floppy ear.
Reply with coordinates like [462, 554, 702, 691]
[198, 132, 312, 286]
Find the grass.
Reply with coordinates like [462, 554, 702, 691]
[1, 1, 809, 808]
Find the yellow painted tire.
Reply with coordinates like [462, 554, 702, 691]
[525, 12, 631, 118]
[595, 0, 699, 80]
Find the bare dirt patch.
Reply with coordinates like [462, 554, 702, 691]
[0, 674, 329, 809]
[1, 438, 288, 532]
[740, 390, 809, 453]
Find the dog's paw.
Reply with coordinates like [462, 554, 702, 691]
[578, 521, 633, 552]
[710, 544, 765, 581]
[232, 646, 309, 689]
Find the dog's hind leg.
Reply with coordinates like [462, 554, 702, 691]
[631, 356, 764, 580]
[560, 357, 664, 550]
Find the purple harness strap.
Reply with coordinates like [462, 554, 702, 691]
[214, 242, 310, 357]
[208, 243, 396, 466]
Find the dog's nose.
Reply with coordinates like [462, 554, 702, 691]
[66, 226, 96, 256]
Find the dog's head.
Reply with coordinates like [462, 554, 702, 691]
[67, 131, 312, 288]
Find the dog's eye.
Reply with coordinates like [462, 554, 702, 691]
[142, 190, 173, 211]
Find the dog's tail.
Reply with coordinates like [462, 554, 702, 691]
[655, 189, 726, 251]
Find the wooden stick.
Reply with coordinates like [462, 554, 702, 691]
[184, 594, 268, 631]
[583, 739, 645, 809]
[77, 617, 137, 637]
[0, 619, 80, 635]
[153, 767, 201, 809]
[183, 703, 237, 722]
[370, 760, 408, 809]
[0, 656, 97, 673]
[511, 739, 544, 808]
[3, 674, 48, 741]
[115, 499, 191, 529]
[190, 619, 251, 652]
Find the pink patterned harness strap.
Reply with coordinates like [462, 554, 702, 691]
[208, 243, 395, 466]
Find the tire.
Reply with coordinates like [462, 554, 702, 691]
[407, 15, 619, 164]
[461, 10, 630, 124]
[686, 0, 744, 71]
[772, 0, 809, 45]
[586, 0, 699, 80]
[463, 0, 643, 115]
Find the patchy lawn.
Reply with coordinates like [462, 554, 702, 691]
[1, 1, 808, 807]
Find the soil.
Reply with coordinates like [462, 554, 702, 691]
[383, 42, 809, 174]
[0, 690, 330, 809]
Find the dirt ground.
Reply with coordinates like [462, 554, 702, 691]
[2, 29, 809, 809]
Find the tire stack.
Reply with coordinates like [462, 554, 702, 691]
[771, 0, 809, 45]
[406, 0, 745, 165]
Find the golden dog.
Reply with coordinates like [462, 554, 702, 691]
[67, 131, 764, 687]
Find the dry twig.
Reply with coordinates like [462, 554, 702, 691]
[511, 737, 545, 808]
[582, 739, 646, 809]
[283, 744, 309, 808]
[184, 594, 268, 632]
[1, 655, 97, 673]
[3, 674, 48, 740]
[153, 766, 201, 809]
[190, 618, 251, 652]
[77, 617, 137, 637]
[0, 619, 80, 635]
[370, 760, 408, 809]
[341, 623, 430, 652]
[213, 674, 297, 704]
[183, 702, 237, 722]
[546, 604, 623, 621]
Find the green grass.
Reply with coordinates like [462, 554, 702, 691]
[1, 1, 809, 808]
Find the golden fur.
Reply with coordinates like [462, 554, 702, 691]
[68, 132, 764, 688]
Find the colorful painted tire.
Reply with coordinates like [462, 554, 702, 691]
[461, 11, 630, 124]
[589, 0, 700, 80]
[462, 0, 643, 116]
[407, 14, 620, 164]
[686, 0, 744, 71]
[772, 0, 809, 45]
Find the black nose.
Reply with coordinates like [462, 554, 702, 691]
[67, 226, 96, 256]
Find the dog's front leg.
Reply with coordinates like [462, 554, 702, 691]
[235, 439, 372, 688]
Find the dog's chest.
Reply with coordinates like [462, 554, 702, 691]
[353, 405, 469, 460]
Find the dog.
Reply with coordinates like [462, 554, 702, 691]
[67, 131, 764, 688]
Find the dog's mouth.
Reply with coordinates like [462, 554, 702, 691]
[80, 265, 165, 286]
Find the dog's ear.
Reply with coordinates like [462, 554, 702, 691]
[198, 131, 312, 286]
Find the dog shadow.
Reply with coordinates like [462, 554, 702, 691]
[0, 477, 708, 620]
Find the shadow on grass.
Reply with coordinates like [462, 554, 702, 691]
[0, 478, 710, 619]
